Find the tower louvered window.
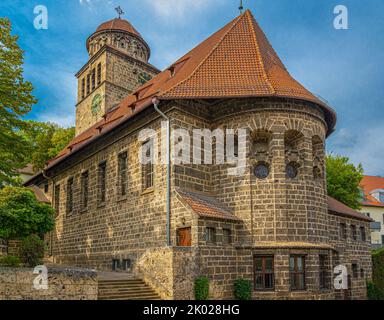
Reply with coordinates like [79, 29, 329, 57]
[86, 74, 90, 95]
[91, 68, 96, 90]
[97, 63, 101, 85]
[81, 78, 85, 99]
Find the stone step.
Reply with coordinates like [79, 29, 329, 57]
[99, 292, 157, 298]
[99, 286, 149, 292]
[99, 288, 156, 294]
[98, 280, 145, 285]
[99, 282, 146, 287]
[99, 297, 161, 301]
[97, 277, 160, 300]
[99, 279, 145, 285]
[99, 293, 160, 300]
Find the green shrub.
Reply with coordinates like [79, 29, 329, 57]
[195, 277, 209, 300]
[0, 255, 21, 267]
[367, 281, 384, 300]
[372, 248, 384, 300]
[234, 278, 252, 300]
[20, 235, 45, 267]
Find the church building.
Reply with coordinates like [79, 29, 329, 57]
[26, 10, 372, 300]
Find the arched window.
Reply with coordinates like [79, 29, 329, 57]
[312, 136, 324, 180]
[284, 130, 304, 179]
[251, 129, 272, 179]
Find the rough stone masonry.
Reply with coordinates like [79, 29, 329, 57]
[25, 10, 373, 300]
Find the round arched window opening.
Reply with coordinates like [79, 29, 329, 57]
[254, 162, 270, 180]
[286, 162, 299, 179]
[313, 166, 322, 180]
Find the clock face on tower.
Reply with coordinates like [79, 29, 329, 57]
[91, 93, 102, 116]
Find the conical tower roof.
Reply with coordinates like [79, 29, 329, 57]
[47, 10, 336, 169]
[120, 9, 336, 132]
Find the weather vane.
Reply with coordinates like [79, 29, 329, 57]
[239, 0, 244, 14]
[239, 0, 244, 13]
[115, 6, 124, 19]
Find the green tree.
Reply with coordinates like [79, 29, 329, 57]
[0, 18, 37, 186]
[326, 155, 364, 210]
[0, 186, 54, 240]
[20, 121, 75, 171]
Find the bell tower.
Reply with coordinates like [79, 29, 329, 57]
[75, 14, 159, 136]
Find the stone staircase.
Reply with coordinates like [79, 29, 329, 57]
[97, 273, 161, 300]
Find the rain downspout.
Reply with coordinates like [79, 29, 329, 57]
[152, 97, 171, 247]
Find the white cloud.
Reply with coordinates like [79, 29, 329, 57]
[38, 113, 76, 129]
[143, 0, 223, 20]
[328, 126, 384, 176]
[25, 64, 77, 128]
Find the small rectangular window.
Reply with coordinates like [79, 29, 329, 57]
[254, 256, 274, 290]
[81, 171, 89, 209]
[67, 178, 74, 214]
[54, 184, 60, 216]
[122, 259, 131, 271]
[206, 227, 216, 243]
[351, 225, 357, 241]
[352, 264, 358, 278]
[91, 68, 96, 90]
[44, 183, 49, 193]
[86, 74, 90, 95]
[340, 223, 347, 240]
[360, 226, 366, 242]
[112, 259, 120, 271]
[81, 78, 85, 99]
[223, 228, 232, 244]
[97, 63, 101, 85]
[118, 152, 128, 196]
[319, 255, 329, 289]
[142, 140, 154, 190]
[290, 255, 306, 291]
[98, 161, 106, 203]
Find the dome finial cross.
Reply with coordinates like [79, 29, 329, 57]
[115, 6, 124, 19]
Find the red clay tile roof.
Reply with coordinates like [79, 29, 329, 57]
[96, 18, 142, 38]
[46, 10, 336, 170]
[327, 196, 373, 222]
[176, 188, 240, 222]
[360, 175, 384, 207]
[28, 185, 50, 204]
[17, 164, 35, 175]
[87, 18, 149, 55]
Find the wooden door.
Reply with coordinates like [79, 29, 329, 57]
[177, 228, 191, 247]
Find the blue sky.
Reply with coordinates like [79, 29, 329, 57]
[1, 0, 384, 176]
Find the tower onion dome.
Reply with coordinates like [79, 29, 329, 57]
[86, 18, 151, 59]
